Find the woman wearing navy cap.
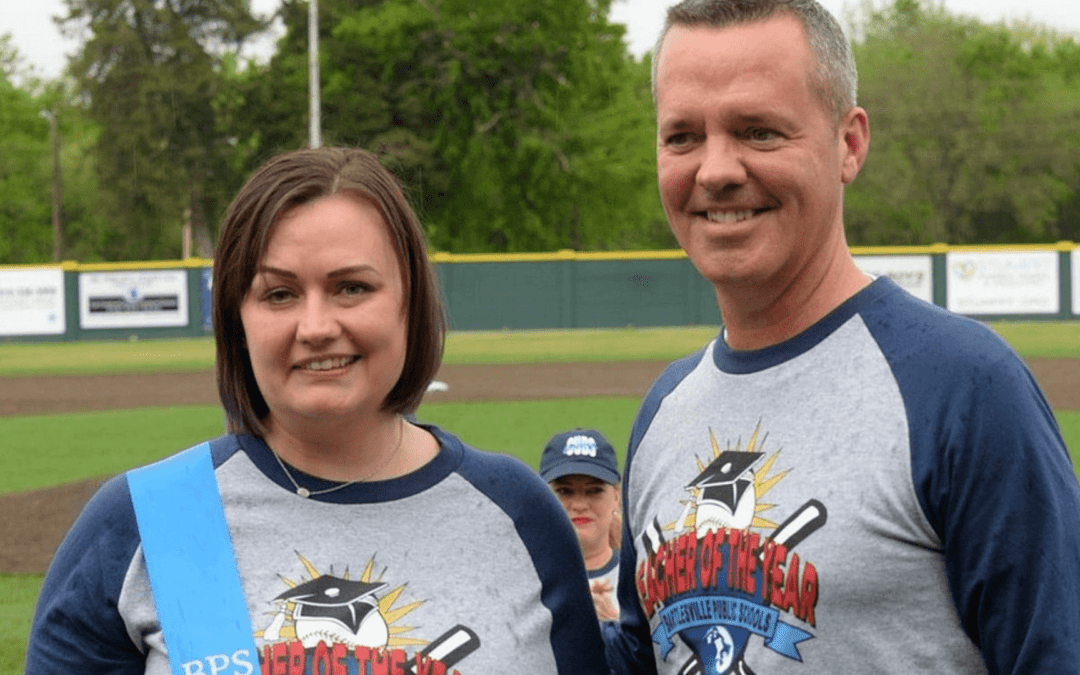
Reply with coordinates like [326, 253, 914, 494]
[540, 428, 622, 626]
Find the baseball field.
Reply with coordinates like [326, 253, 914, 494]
[2, 322, 1078, 673]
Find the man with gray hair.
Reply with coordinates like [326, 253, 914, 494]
[606, 1, 1080, 673]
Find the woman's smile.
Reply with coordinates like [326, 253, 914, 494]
[294, 355, 362, 372]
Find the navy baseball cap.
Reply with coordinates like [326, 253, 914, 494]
[539, 428, 620, 484]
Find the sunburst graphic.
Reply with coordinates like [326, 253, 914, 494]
[257, 551, 426, 648]
[669, 421, 789, 533]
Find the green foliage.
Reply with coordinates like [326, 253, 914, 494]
[0, 34, 119, 265]
[0, 33, 19, 79]
[238, 0, 670, 253]
[5, 0, 1080, 260]
[59, 0, 266, 260]
[847, 0, 1080, 246]
[0, 38, 53, 263]
[51, 115, 119, 263]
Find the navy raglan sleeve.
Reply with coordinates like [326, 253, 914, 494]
[604, 435, 659, 675]
[25, 474, 147, 674]
[452, 440, 610, 674]
[604, 512, 659, 675]
[869, 306, 1080, 674]
[604, 351, 706, 675]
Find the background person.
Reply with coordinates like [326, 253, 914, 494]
[539, 428, 622, 624]
[26, 147, 608, 675]
[605, 1, 1080, 674]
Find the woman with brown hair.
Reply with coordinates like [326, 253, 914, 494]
[27, 147, 608, 675]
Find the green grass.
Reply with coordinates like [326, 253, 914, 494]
[0, 327, 723, 378]
[988, 321, 1080, 358]
[441, 327, 721, 364]
[0, 407, 225, 494]
[1059, 411, 1080, 465]
[0, 575, 41, 675]
[0, 338, 217, 377]
[0, 322, 1076, 378]
[0, 400, 638, 496]
[415, 396, 640, 469]
[2, 404, 1076, 498]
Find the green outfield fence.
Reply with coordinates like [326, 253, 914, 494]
[1, 242, 1077, 342]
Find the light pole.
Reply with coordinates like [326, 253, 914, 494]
[308, 0, 321, 148]
[39, 109, 63, 261]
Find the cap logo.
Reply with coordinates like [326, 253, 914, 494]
[563, 435, 598, 458]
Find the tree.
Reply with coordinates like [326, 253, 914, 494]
[59, 0, 265, 260]
[238, 0, 670, 253]
[0, 67, 51, 262]
[846, 0, 1080, 245]
[0, 33, 125, 264]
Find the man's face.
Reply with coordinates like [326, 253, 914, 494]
[655, 16, 867, 297]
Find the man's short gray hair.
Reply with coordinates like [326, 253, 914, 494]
[652, 0, 858, 123]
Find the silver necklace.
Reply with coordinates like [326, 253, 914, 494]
[271, 416, 405, 498]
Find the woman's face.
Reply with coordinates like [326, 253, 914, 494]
[551, 475, 619, 557]
[239, 192, 408, 428]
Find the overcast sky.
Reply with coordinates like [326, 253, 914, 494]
[2, 0, 1078, 80]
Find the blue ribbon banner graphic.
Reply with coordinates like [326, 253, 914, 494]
[652, 595, 813, 661]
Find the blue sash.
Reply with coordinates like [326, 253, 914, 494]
[127, 443, 259, 675]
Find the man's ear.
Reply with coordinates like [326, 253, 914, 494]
[839, 106, 870, 185]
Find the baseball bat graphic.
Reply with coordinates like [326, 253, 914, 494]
[678, 656, 703, 675]
[765, 499, 826, 552]
[405, 625, 480, 675]
[679, 658, 756, 675]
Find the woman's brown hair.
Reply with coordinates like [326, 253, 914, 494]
[213, 147, 446, 436]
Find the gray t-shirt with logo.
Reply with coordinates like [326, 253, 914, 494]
[606, 277, 1080, 675]
[27, 426, 609, 675]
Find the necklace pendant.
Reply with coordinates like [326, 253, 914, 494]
[296, 487, 311, 498]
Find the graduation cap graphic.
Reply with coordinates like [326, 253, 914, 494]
[685, 450, 763, 529]
[273, 575, 390, 648]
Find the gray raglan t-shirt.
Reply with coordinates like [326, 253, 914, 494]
[606, 277, 1080, 675]
[27, 425, 609, 675]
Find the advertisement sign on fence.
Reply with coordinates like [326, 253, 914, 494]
[1073, 249, 1079, 316]
[79, 270, 189, 329]
[853, 255, 933, 304]
[200, 267, 213, 331]
[946, 251, 1059, 315]
[0, 268, 66, 336]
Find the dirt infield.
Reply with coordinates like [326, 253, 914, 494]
[0, 361, 673, 417]
[3, 358, 1078, 574]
